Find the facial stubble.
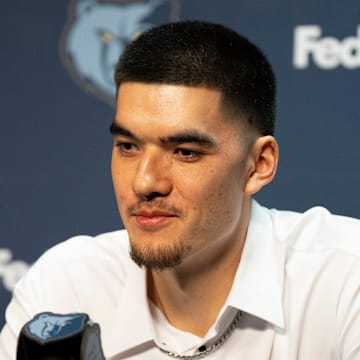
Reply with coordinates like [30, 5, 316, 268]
[129, 235, 190, 270]
[127, 199, 190, 270]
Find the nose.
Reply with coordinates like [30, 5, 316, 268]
[132, 150, 172, 200]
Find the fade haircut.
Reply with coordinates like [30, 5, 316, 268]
[114, 21, 276, 135]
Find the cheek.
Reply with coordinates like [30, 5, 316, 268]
[207, 181, 243, 218]
[111, 159, 129, 204]
[179, 164, 244, 219]
[111, 155, 119, 187]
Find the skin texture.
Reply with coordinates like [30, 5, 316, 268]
[111, 82, 278, 336]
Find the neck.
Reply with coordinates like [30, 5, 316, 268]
[147, 196, 252, 337]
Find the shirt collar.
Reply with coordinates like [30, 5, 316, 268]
[226, 199, 286, 328]
[104, 258, 154, 358]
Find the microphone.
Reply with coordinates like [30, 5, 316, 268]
[16, 312, 105, 360]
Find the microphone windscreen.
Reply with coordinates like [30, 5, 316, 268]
[16, 312, 105, 360]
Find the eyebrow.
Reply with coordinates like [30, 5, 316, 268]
[159, 131, 216, 147]
[110, 122, 216, 148]
[110, 122, 140, 143]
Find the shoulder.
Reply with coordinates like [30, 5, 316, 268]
[13, 229, 133, 309]
[255, 201, 360, 256]
[3, 230, 136, 358]
[39, 229, 131, 263]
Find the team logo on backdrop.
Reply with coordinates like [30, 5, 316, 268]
[60, 0, 180, 106]
[0, 248, 30, 293]
[293, 25, 360, 69]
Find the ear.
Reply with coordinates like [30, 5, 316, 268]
[243, 136, 279, 195]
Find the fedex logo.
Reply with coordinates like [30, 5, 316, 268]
[293, 25, 360, 69]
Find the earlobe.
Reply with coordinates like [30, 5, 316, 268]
[243, 136, 279, 195]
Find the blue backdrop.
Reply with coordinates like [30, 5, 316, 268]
[1, 0, 359, 327]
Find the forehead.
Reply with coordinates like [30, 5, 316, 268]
[114, 82, 242, 140]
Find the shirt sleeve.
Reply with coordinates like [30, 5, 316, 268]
[337, 258, 360, 359]
[0, 237, 82, 359]
[0, 232, 128, 359]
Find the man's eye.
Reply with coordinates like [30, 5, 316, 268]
[115, 142, 137, 156]
[175, 148, 202, 161]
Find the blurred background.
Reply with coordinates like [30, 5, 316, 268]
[1, 0, 359, 327]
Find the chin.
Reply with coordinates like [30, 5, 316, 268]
[129, 240, 188, 270]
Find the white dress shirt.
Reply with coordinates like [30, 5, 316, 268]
[1, 200, 360, 359]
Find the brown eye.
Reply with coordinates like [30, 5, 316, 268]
[119, 142, 133, 150]
[175, 148, 202, 162]
[115, 142, 138, 156]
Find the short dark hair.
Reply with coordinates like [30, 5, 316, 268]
[114, 21, 276, 135]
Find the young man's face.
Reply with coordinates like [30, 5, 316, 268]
[111, 83, 255, 270]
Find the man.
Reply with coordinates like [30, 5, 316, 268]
[1, 21, 360, 359]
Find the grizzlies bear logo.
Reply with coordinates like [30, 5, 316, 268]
[60, 0, 181, 107]
[25, 312, 88, 343]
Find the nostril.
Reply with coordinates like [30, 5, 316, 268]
[145, 192, 165, 201]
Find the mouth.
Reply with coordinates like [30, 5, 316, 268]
[131, 210, 177, 230]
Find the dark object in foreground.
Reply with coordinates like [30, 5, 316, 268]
[16, 312, 105, 360]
